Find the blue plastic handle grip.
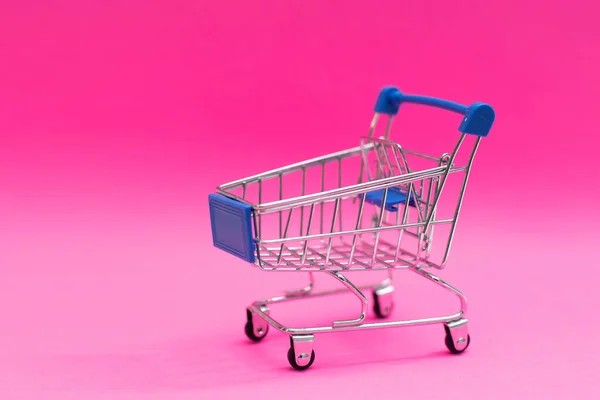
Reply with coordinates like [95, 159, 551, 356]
[373, 86, 495, 137]
[392, 93, 468, 115]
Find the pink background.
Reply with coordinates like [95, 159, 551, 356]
[1, 1, 599, 399]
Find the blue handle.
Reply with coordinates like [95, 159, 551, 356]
[374, 86, 495, 137]
[392, 93, 468, 115]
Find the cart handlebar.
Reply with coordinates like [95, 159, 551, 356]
[373, 86, 495, 137]
[391, 93, 467, 115]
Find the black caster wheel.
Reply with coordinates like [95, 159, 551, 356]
[444, 325, 470, 354]
[245, 309, 268, 342]
[373, 290, 393, 319]
[287, 347, 315, 371]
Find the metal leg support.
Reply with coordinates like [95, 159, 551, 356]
[410, 267, 470, 354]
[244, 267, 470, 369]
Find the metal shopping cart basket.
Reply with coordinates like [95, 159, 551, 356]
[208, 86, 495, 370]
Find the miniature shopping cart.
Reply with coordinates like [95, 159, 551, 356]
[208, 86, 495, 370]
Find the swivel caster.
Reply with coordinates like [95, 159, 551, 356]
[287, 335, 315, 371]
[444, 318, 470, 354]
[244, 307, 269, 342]
[373, 285, 394, 319]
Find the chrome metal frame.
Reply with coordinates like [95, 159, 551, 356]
[217, 111, 479, 368]
[246, 267, 467, 334]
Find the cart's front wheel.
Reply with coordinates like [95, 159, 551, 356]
[245, 321, 268, 342]
[287, 347, 315, 371]
[245, 308, 269, 342]
[288, 335, 316, 371]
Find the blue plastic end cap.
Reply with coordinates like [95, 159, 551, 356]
[459, 102, 495, 137]
[208, 193, 256, 263]
[374, 86, 402, 115]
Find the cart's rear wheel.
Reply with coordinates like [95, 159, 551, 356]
[245, 309, 268, 342]
[444, 324, 470, 354]
[445, 333, 470, 354]
[373, 287, 394, 319]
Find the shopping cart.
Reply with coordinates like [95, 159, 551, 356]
[208, 86, 495, 370]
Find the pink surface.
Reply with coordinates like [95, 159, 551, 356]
[1, 1, 599, 399]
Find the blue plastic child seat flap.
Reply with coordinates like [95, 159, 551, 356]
[360, 187, 417, 212]
[208, 194, 256, 263]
